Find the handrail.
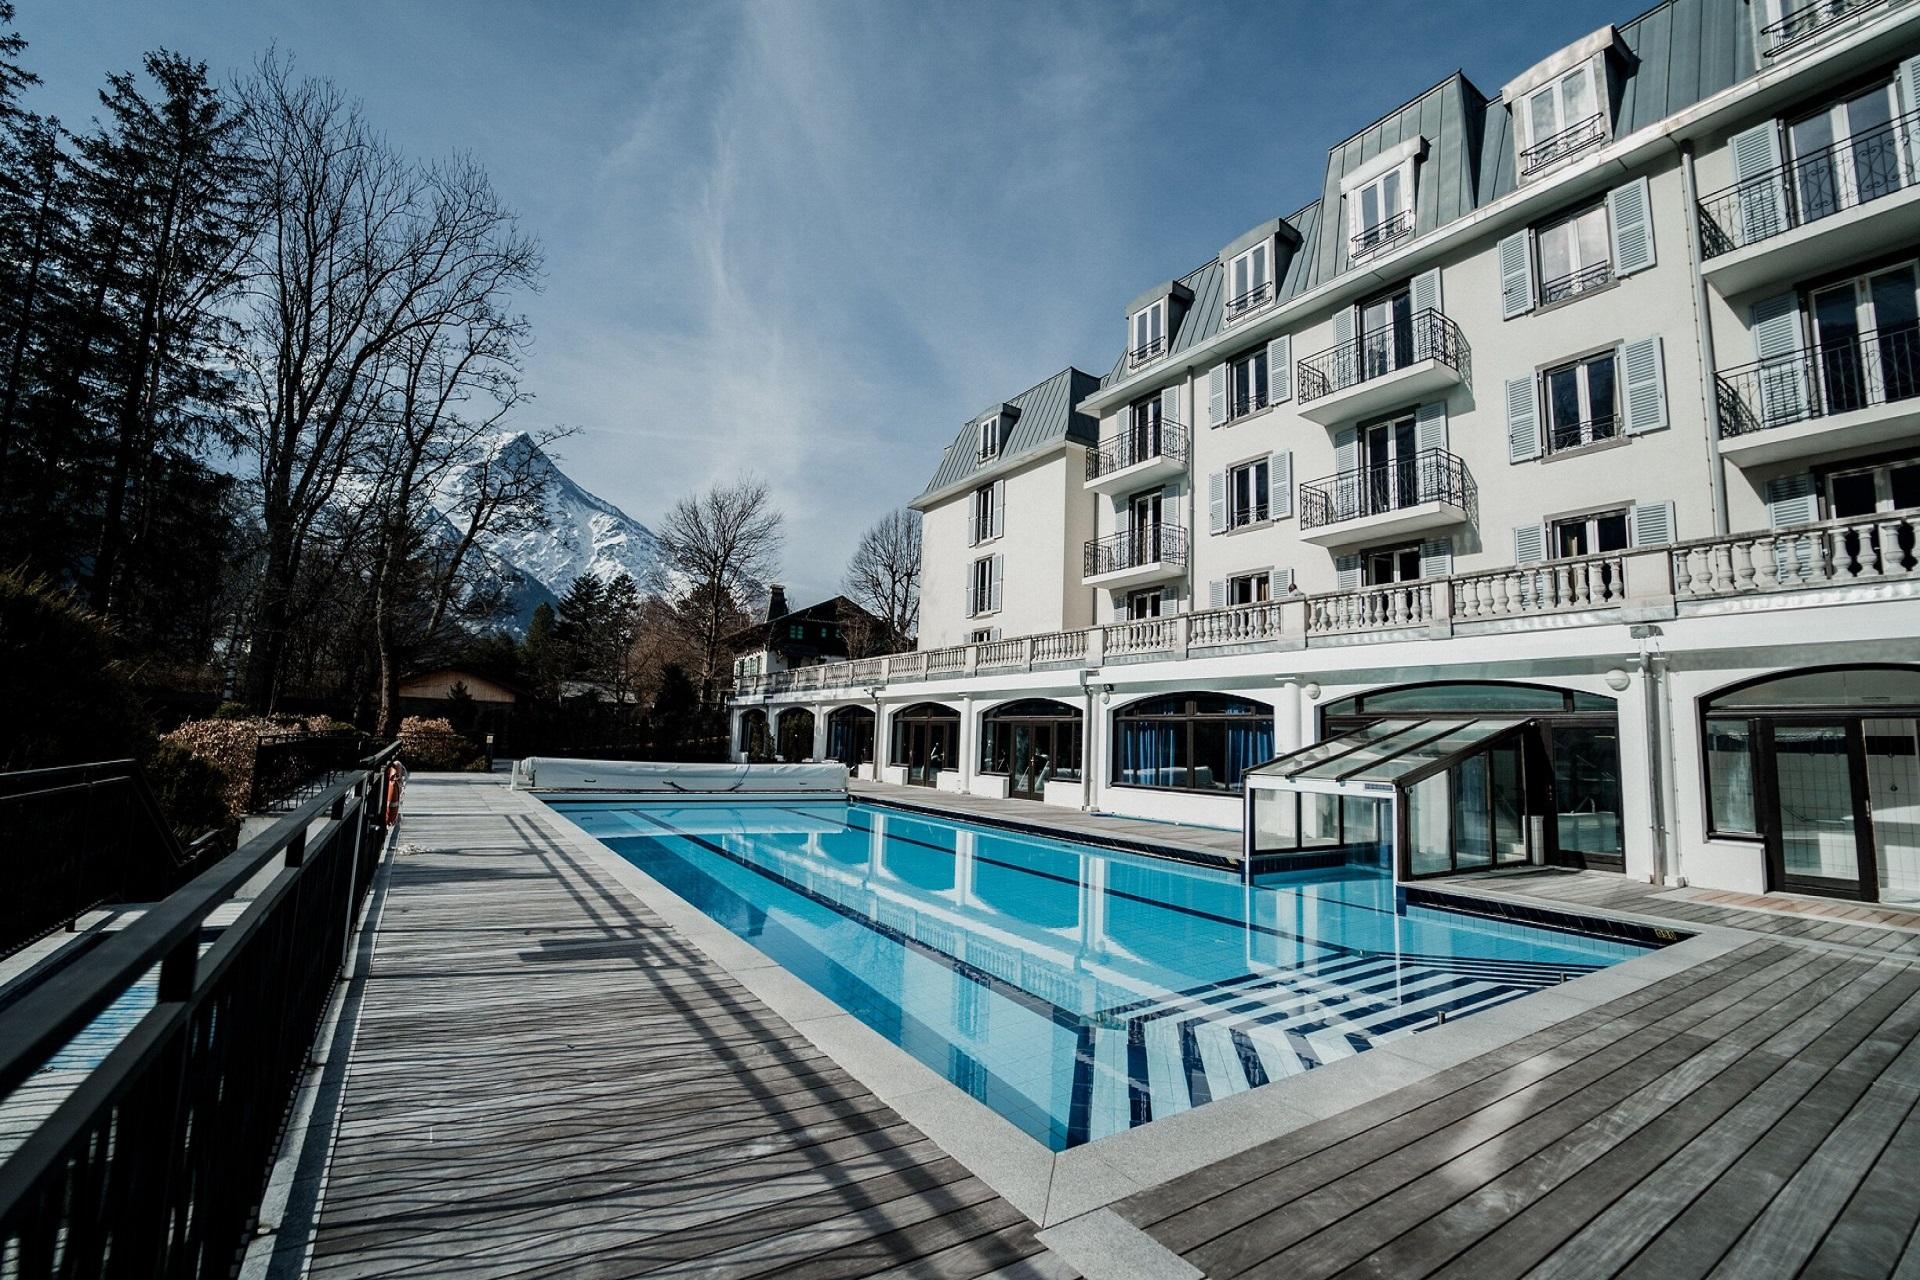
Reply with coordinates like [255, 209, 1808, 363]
[1295, 308, 1468, 402]
[1520, 113, 1608, 176]
[1085, 419, 1189, 481]
[1298, 447, 1477, 529]
[1716, 323, 1920, 438]
[1539, 260, 1614, 306]
[1127, 336, 1167, 368]
[1351, 208, 1415, 257]
[1083, 525, 1190, 578]
[0, 741, 401, 1275]
[1760, 0, 1889, 55]
[1224, 278, 1276, 322]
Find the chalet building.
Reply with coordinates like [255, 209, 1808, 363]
[734, 0, 1920, 906]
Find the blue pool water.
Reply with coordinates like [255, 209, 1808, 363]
[554, 799, 1650, 1150]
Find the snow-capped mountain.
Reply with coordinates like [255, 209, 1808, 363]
[435, 432, 666, 623]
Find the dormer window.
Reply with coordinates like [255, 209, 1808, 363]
[1129, 300, 1167, 368]
[1225, 242, 1274, 323]
[1343, 138, 1422, 260]
[976, 416, 1003, 461]
[1519, 62, 1607, 176]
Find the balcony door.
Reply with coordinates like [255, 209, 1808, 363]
[1359, 288, 1413, 381]
[1361, 416, 1419, 515]
[1129, 397, 1161, 467]
[1789, 80, 1902, 224]
[1129, 491, 1162, 561]
[1810, 265, 1920, 417]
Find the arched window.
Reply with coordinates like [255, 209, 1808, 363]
[1322, 681, 1614, 716]
[891, 703, 960, 787]
[1112, 692, 1272, 792]
[738, 710, 770, 761]
[776, 707, 815, 761]
[980, 699, 1083, 800]
[826, 705, 875, 767]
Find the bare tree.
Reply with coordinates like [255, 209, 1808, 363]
[233, 54, 542, 711]
[844, 508, 920, 655]
[658, 477, 782, 702]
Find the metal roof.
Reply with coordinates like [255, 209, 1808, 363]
[916, 366, 1104, 500]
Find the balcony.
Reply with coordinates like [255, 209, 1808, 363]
[1697, 108, 1920, 295]
[1127, 335, 1167, 370]
[1520, 113, 1608, 178]
[1297, 448, 1476, 548]
[1350, 209, 1415, 260]
[1760, 0, 1892, 58]
[1224, 279, 1275, 325]
[1085, 420, 1189, 494]
[1082, 525, 1188, 589]
[1295, 308, 1469, 425]
[1716, 324, 1920, 465]
[1539, 260, 1614, 307]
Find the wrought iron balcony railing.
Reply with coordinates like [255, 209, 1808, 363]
[1717, 323, 1920, 438]
[1547, 414, 1622, 453]
[1224, 279, 1275, 323]
[1127, 335, 1167, 369]
[1086, 419, 1189, 481]
[1298, 447, 1476, 529]
[1520, 113, 1609, 176]
[1230, 388, 1273, 421]
[1083, 524, 1189, 578]
[1226, 501, 1270, 530]
[1350, 208, 1415, 258]
[1761, 0, 1890, 56]
[1697, 106, 1920, 257]
[1295, 307, 1468, 403]
[1539, 260, 1614, 307]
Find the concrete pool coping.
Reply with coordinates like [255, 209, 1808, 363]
[531, 792, 1751, 1280]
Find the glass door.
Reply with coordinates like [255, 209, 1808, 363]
[1129, 491, 1162, 563]
[1129, 398, 1161, 467]
[1359, 288, 1412, 380]
[1789, 81, 1901, 223]
[1866, 717, 1920, 905]
[1768, 721, 1868, 896]
[1010, 724, 1039, 800]
[1361, 417, 1418, 515]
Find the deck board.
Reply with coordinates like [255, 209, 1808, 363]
[305, 776, 1065, 1280]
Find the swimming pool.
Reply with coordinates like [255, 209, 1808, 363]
[555, 799, 1653, 1151]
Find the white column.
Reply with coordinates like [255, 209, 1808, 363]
[957, 695, 976, 791]
[812, 702, 830, 762]
[1276, 680, 1305, 755]
[728, 708, 744, 762]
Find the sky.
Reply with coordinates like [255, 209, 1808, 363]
[24, 0, 1628, 601]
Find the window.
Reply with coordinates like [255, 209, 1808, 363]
[1805, 263, 1920, 417]
[1227, 458, 1270, 528]
[1364, 542, 1423, 585]
[969, 557, 995, 616]
[1823, 454, 1920, 518]
[980, 699, 1084, 794]
[1788, 80, 1903, 225]
[1351, 165, 1412, 256]
[1543, 351, 1619, 452]
[1228, 347, 1270, 419]
[1536, 205, 1612, 305]
[788, 623, 804, 639]
[1228, 572, 1271, 605]
[1112, 693, 1274, 793]
[967, 627, 999, 644]
[1520, 62, 1605, 175]
[1551, 509, 1629, 558]
[972, 483, 998, 543]
[1125, 588, 1164, 620]
[1226, 242, 1273, 321]
[1130, 300, 1166, 366]
[976, 415, 1002, 461]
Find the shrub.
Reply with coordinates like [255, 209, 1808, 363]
[0, 569, 153, 769]
[398, 716, 480, 772]
[162, 717, 275, 817]
[144, 741, 238, 850]
[212, 700, 253, 720]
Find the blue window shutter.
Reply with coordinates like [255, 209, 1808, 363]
[1160, 384, 1181, 426]
[1902, 58, 1920, 175]
[1621, 336, 1668, 433]
[1267, 334, 1292, 404]
[1414, 400, 1448, 452]
[1270, 567, 1293, 596]
[1269, 450, 1293, 519]
[1514, 524, 1546, 564]
[1498, 230, 1534, 319]
[1628, 501, 1675, 548]
[1208, 471, 1226, 535]
[1208, 579, 1226, 609]
[1750, 293, 1807, 427]
[1410, 268, 1442, 315]
[1333, 308, 1355, 349]
[1506, 374, 1540, 462]
[1765, 474, 1819, 527]
[1207, 364, 1227, 427]
[1727, 122, 1785, 245]
[966, 575, 977, 617]
[1419, 538, 1453, 578]
[991, 479, 1006, 539]
[1335, 555, 1361, 590]
[1334, 426, 1358, 473]
[1607, 177, 1656, 277]
[989, 555, 1003, 612]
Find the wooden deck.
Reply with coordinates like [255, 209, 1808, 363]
[301, 776, 1070, 1280]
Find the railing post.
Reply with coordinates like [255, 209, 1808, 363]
[1022, 637, 1035, 672]
[1086, 627, 1104, 667]
[1427, 581, 1454, 638]
[1174, 615, 1191, 660]
[964, 645, 979, 675]
[1621, 547, 1678, 618]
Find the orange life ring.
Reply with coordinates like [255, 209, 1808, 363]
[384, 762, 405, 824]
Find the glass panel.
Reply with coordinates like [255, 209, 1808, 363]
[1846, 84, 1900, 204]
[1561, 67, 1595, 123]
[1360, 683, 1571, 713]
[1302, 793, 1342, 849]
[1711, 668, 1920, 709]
[1555, 518, 1589, 559]
[1247, 719, 1422, 779]
[1547, 366, 1581, 432]
[1556, 724, 1624, 854]
[1870, 268, 1920, 404]
[1791, 109, 1840, 222]
[1115, 719, 1183, 788]
[1891, 463, 1920, 512]
[1491, 741, 1528, 864]
[1296, 722, 1459, 782]
[1587, 356, 1617, 433]
[1575, 205, 1609, 269]
[1865, 718, 1920, 905]
[1343, 796, 1391, 870]
[1538, 220, 1574, 285]
[1365, 720, 1525, 784]
[1529, 85, 1560, 142]
[1251, 788, 1299, 854]
[1595, 511, 1629, 552]
[1408, 773, 1452, 875]
[1774, 724, 1860, 886]
[1451, 753, 1493, 870]
[1830, 470, 1877, 519]
[1814, 285, 1867, 415]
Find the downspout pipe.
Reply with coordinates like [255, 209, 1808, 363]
[1633, 624, 1674, 886]
[1680, 142, 1730, 537]
[1079, 669, 1096, 812]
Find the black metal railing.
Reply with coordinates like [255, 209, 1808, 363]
[1086, 419, 1189, 481]
[1698, 107, 1919, 257]
[1227, 501, 1271, 530]
[1539, 260, 1614, 306]
[1761, 0, 1889, 56]
[1230, 388, 1274, 421]
[1296, 308, 1468, 403]
[0, 744, 400, 1279]
[1548, 414, 1623, 453]
[1083, 524, 1189, 578]
[1717, 323, 1920, 438]
[1299, 447, 1476, 529]
[250, 730, 376, 813]
[0, 761, 226, 959]
[1127, 336, 1167, 369]
[1521, 113, 1609, 176]
[1225, 279, 1275, 323]
[1351, 208, 1415, 257]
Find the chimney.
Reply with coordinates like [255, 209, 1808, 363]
[766, 584, 789, 621]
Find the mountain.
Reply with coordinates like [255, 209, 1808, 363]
[435, 432, 667, 626]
